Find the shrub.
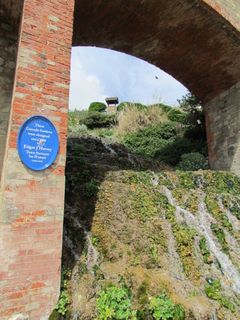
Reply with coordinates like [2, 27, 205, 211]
[205, 278, 235, 312]
[178, 92, 201, 113]
[116, 104, 168, 136]
[122, 123, 177, 158]
[89, 102, 107, 113]
[155, 137, 194, 165]
[117, 102, 147, 112]
[176, 152, 208, 171]
[154, 103, 172, 113]
[80, 112, 116, 129]
[68, 110, 89, 133]
[149, 293, 185, 320]
[168, 108, 187, 123]
[68, 124, 88, 136]
[84, 179, 100, 198]
[54, 269, 71, 316]
[96, 285, 137, 320]
[97, 128, 114, 138]
[178, 91, 205, 132]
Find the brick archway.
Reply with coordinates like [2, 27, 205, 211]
[0, 1, 239, 318]
[72, 0, 240, 172]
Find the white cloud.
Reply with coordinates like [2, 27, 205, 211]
[69, 47, 188, 110]
[69, 49, 107, 110]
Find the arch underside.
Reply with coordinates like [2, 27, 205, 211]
[73, 0, 240, 103]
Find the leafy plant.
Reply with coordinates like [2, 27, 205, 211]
[80, 112, 116, 129]
[55, 268, 71, 316]
[176, 152, 207, 171]
[149, 293, 185, 320]
[117, 102, 147, 112]
[96, 285, 137, 320]
[168, 108, 187, 123]
[55, 291, 70, 316]
[123, 123, 177, 158]
[205, 278, 235, 312]
[84, 179, 100, 198]
[205, 194, 233, 232]
[116, 104, 168, 136]
[155, 137, 195, 166]
[89, 102, 107, 113]
[199, 237, 212, 264]
[68, 110, 89, 134]
[210, 223, 229, 253]
[178, 92, 204, 125]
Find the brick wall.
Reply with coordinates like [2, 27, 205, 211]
[0, 18, 19, 180]
[205, 82, 240, 175]
[0, 0, 74, 318]
[0, 0, 240, 318]
[204, 0, 240, 31]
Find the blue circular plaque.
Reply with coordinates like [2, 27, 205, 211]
[17, 115, 59, 171]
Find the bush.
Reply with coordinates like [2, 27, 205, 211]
[84, 179, 100, 198]
[68, 110, 89, 132]
[80, 112, 116, 129]
[117, 102, 147, 112]
[178, 92, 205, 129]
[168, 108, 187, 123]
[116, 104, 168, 136]
[184, 124, 206, 141]
[68, 124, 88, 136]
[204, 278, 235, 312]
[122, 123, 177, 158]
[154, 103, 172, 113]
[149, 293, 185, 320]
[89, 102, 107, 113]
[96, 285, 137, 320]
[176, 152, 208, 171]
[155, 137, 194, 165]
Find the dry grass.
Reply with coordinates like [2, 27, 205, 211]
[116, 104, 168, 136]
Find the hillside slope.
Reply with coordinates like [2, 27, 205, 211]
[56, 136, 240, 320]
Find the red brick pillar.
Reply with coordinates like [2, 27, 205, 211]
[0, 0, 74, 318]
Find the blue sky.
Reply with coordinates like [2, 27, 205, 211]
[69, 47, 188, 110]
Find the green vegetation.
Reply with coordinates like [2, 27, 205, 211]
[96, 284, 186, 320]
[204, 278, 236, 312]
[172, 189, 199, 214]
[210, 223, 229, 253]
[129, 184, 159, 221]
[149, 294, 185, 320]
[84, 178, 100, 198]
[79, 112, 116, 129]
[205, 194, 233, 232]
[203, 171, 240, 195]
[117, 101, 147, 112]
[167, 108, 187, 123]
[163, 196, 199, 280]
[64, 96, 240, 318]
[155, 137, 206, 166]
[178, 92, 204, 128]
[123, 123, 177, 158]
[54, 269, 71, 316]
[68, 93, 208, 169]
[199, 237, 212, 264]
[89, 101, 107, 113]
[177, 152, 207, 171]
[222, 195, 240, 220]
[96, 285, 137, 320]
